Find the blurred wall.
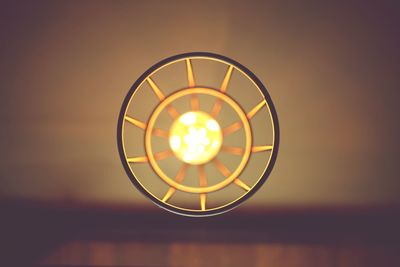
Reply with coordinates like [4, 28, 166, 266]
[0, 0, 399, 208]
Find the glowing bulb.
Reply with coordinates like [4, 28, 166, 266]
[169, 111, 223, 165]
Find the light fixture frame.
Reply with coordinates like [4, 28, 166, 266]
[117, 52, 280, 217]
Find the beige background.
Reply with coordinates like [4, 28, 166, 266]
[1, 1, 399, 209]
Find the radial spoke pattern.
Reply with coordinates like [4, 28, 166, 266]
[123, 57, 273, 212]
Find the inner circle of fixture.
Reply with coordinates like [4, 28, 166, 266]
[145, 87, 252, 194]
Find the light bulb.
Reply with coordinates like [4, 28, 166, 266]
[169, 111, 223, 165]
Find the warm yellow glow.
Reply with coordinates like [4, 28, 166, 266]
[169, 111, 223, 165]
[145, 87, 252, 194]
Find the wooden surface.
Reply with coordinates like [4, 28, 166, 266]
[40, 241, 400, 267]
[1, 200, 400, 266]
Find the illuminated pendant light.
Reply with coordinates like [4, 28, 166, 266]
[117, 52, 279, 216]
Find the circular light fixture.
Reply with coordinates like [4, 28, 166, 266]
[117, 52, 279, 216]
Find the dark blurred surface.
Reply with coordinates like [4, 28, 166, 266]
[1, 200, 400, 266]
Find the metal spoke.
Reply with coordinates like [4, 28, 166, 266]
[221, 100, 266, 136]
[186, 58, 199, 110]
[213, 158, 250, 191]
[220, 65, 234, 93]
[127, 156, 148, 163]
[162, 187, 175, 203]
[222, 145, 273, 155]
[222, 121, 243, 136]
[152, 128, 169, 138]
[162, 164, 188, 202]
[166, 105, 179, 118]
[125, 116, 167, 138]
[147, 77, 179, 118]
[186, 59, 195, 87]
[213, 158, 231, 177]
[154, 150, 174, 161]
[247, 100, 266, 119]
[211, 65, 234, 118]
[191, 94, 199, 110]
[125, 116, 146, 129]
[198, 165, 207, 211]
[252, 145, 273, 153]
[200, 194, 206, 211]
[128, 150, 172, 164]
[221, 146, 244, 155]
[234, 179, 251, 191]
[147, 77, 165, 101]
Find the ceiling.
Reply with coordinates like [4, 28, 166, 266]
[1, 0, 399, 209]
